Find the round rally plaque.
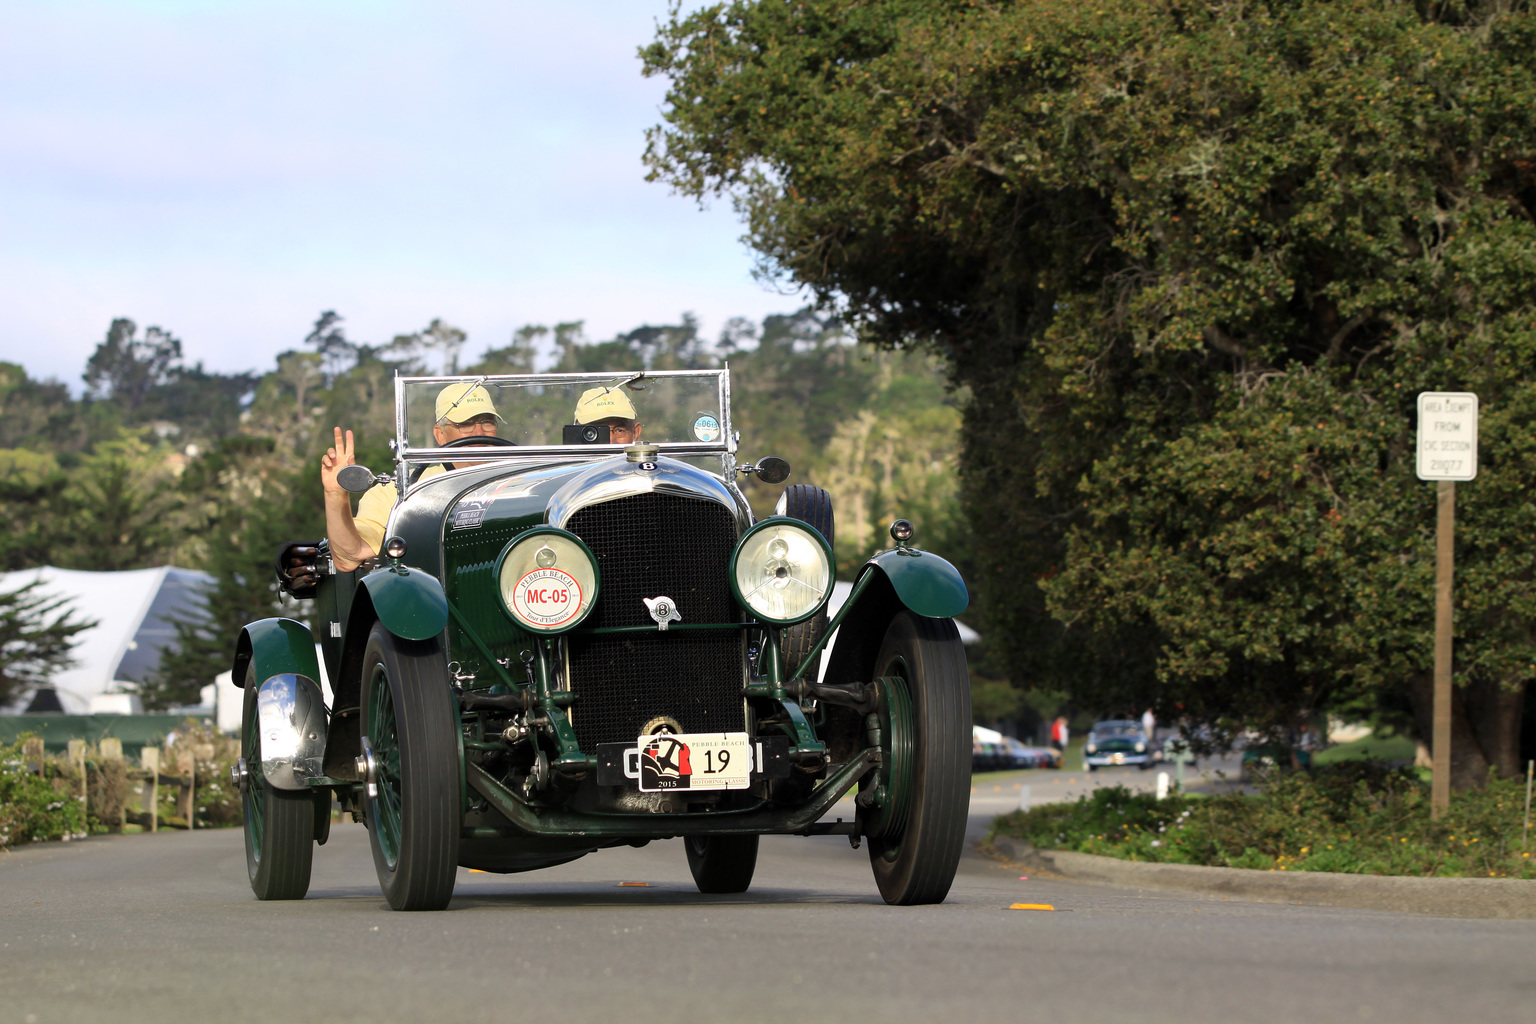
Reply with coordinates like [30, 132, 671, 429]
[512, 567, 583, 628]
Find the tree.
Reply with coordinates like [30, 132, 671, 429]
[305, 310, 357, 381]
[385, 319, 468, 375]
[469, 324, 547, 375]
[80, 319, 253, 439]
[643, 0, 1536, 782]
[55, 433, 188, 572]
[0, 362, 78, 453]
[0, 579, 94, 709]
[83, 319, 184, 414]
[146, 435, 319, 710]
[0, 448, 67, 571]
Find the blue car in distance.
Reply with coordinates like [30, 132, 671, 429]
[1084, 720, 1152, 771]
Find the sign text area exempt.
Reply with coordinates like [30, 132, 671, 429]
[1416, 392, 1478, 481]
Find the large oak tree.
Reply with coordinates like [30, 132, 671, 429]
[642, 0, 1536, 783]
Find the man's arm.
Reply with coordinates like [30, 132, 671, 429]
[321, 427, 376, 572]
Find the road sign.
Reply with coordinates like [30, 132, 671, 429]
[1416, 392, 1478, 481]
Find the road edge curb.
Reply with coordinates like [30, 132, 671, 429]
[983, 836, 1536, 919]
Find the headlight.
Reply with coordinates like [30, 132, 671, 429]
[729, 518, 834, 625]
[1135, 741, 1146, 753]
[1085, 743, 1096, 754]
[496, 528, 600, 633]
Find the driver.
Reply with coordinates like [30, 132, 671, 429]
[320, 382, 503, 572]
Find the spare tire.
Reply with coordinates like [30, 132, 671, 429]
[775, 484, 835, 680]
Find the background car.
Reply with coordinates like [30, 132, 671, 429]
[1083, 719, 1152, 770]
[1239, 743, 1312, 782]
[972, 734, 1008, 773]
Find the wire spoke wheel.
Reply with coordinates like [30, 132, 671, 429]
[684, 834, 760, 894]
[862, 612, 970, 905]
[361, 623, 460, 911]
[241, 666, 315, 901]
[367, 667, 404, 869]
[860, 674, 916, 846]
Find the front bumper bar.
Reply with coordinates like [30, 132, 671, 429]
[465, 748, 880, 839]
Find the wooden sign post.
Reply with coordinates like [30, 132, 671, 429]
[1416, 392, 1478, 819]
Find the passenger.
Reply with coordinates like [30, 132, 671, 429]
[320, 382, 503, 572]
[573, 386, 643, 445]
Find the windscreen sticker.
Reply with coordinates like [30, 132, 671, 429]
[512, 568, 582, 627]
[692, 414, 721, 442]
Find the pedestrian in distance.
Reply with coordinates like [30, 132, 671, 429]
[1049, 716, 1068, 753]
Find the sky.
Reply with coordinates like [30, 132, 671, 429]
[0, 0, 803, 388]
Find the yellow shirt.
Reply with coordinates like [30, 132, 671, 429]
[353, 465, 445, 554]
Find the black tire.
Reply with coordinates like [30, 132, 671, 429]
[361, 623, 460, 911]
[684, 834, 759, 894]
[777, 484, 835, 679]
[241, 667, 315, 901]
[866, 612, 970, 905]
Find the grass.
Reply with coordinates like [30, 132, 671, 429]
[989, 763, 1536, 878]
[1314, 731, 1417, 766]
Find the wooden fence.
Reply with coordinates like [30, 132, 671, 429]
[22, 735, 219, 832]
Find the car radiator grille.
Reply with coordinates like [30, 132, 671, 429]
[563, 492, 745, 750]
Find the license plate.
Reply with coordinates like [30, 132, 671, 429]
[624, 732, 756, 792]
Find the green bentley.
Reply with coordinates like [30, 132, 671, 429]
[232, 369, 971, 910]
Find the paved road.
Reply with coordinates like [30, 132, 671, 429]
[3, 767, 1531, 1024]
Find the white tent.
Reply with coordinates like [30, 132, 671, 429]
[0, 565, 214, 714]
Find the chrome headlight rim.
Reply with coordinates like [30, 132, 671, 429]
[493, 526, 602, 634]
[728, 516, 835, 626]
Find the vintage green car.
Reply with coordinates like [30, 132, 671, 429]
[231, 369, 970, 910]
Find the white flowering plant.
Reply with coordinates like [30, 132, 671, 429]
[0, 736, 88, 846]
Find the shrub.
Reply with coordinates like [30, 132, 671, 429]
[155, 718, 243, 829]
[990, 763, 1536, 878]
[0, 737, 87, 846]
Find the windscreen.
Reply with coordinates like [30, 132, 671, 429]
[396, 372, 729, 454]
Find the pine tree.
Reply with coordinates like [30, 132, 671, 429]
[0, 579, 95, 708]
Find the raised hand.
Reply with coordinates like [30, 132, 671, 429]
[321, 427, 356, 494]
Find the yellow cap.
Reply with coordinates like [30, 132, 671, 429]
[574, 386, 637, 424]
[435, 383, 503, 424]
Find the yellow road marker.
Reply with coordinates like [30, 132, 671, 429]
[618, 881, 650, 887]
[1010, 903, 1056, 911]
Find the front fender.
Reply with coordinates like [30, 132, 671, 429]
[358, 566, 449, 641]
[866, 547, 968, 619]
[230, 618, 328, 792]
[820, 549, 967, 693]
[232, 617, 321, 687]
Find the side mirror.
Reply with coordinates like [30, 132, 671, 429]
[752, 456, 790, 485]
[337, 465, 377, 493]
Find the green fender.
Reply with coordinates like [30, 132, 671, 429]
[232, 617, 321, 687]
[866, 548, 969, 619]
[358, 566, 449, 641]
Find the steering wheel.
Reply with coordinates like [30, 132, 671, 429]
[408, 434, 517, 483]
